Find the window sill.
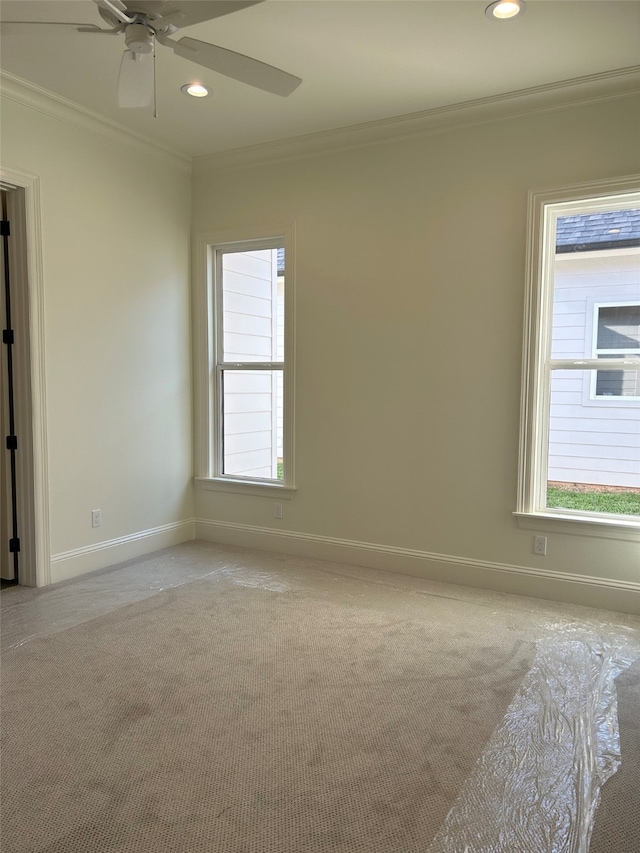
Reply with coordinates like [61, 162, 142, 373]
[195, 477, 297, 500]
[514, 511, 640, 542]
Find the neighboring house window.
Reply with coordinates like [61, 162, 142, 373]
[517, 179, 640, 532]
[193, 228, 295, 495]
[593, 304, 640, 399]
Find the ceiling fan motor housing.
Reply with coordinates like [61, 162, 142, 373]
[124, 23, 154, 54]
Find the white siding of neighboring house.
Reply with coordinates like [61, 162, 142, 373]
[549, 248, 640, 488]
[222, 249, 279, 479]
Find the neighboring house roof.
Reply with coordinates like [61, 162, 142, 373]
[277, 247, 285, 274]
[556, 209, 640, 253]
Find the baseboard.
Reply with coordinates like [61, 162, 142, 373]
[50, 519, 196, 584]
[195, 519, 640, 615]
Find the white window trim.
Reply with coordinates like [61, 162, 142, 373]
[193, 224, 296, 497]
[516, 176, 640, 539]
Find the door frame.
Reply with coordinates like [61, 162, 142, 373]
[1, 164, 50, 587]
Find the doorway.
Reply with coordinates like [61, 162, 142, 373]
[0, 170, 49, 588]
[1, 189, 20, 582]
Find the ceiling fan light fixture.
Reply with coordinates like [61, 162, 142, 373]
[181, 83, 210, 98]
[124, 23, 154, 54]
[485, 0, 526, 20]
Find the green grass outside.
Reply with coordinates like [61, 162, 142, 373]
[547, 486, 640, 516]
[277, 462, 283, 480]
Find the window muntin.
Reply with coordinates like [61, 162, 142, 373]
[518, 181, 640, 528]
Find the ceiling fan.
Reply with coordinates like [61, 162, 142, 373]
[2, 0, 302, 108]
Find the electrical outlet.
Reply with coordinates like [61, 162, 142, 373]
[534, 535, 547, 556]
[91, 509, 101, 528]
[274, 503, 283, 519]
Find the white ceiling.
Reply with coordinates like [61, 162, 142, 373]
[1, 0, 639, 159]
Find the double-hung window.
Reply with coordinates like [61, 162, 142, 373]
[194, 228, 295, 496]
[517, 178, 640, 535]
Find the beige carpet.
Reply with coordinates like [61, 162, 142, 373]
[589, 657, 640, 853]
[1, 543, 638, 852]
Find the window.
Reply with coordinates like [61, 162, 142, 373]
[592, 304, 640, 399]
[517, 178, 640, 535]
[194, 228, 295, 496]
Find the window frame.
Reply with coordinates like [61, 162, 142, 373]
[193, 225, 296, 498]
[515, 176, 640, 540]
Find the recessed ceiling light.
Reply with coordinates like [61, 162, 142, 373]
[485, 0, 526, 21]
[181, 83, 210, 98]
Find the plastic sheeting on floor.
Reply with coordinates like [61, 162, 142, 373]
[427, 622, 640, 853]
[0, 547, 294, 651]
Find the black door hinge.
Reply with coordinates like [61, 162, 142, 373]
[2, 329, 14, 345]
[6, 435, 17, 451]
[9, 538, 20, 553]
[0, 220, 10, 237]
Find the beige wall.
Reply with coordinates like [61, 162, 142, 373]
[1, 85, 637, 606]
[1, 97, 193, 580]
[192, 95, 640, 600]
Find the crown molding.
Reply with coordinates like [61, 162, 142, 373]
[193, 65, 640, 175]
[2, 65, 638, 178]
[0, 72, 192, 176]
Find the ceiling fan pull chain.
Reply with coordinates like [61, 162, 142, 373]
[153, 39, 158, 119]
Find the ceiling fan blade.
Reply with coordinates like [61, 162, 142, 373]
[118, 49, 154, 107]
[93, 0, 134, 24]
[170, 36, 301, 96]
[129, 1, 264, 29]
[0, 22, 108, 32]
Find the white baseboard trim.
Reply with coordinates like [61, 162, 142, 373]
[50, 519, 196, 584]
[195, 519, 640, 615]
